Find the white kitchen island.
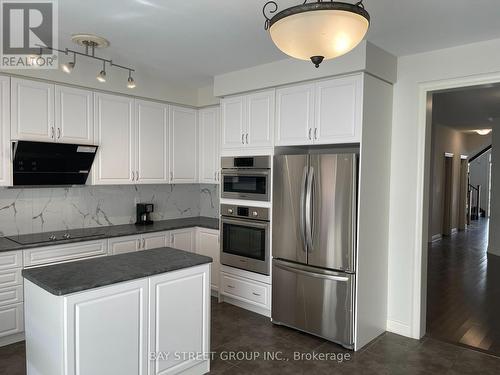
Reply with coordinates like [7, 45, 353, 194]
[22, 247, 212, 375]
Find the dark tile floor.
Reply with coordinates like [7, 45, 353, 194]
[427, 218, 500, 355]
[3, 297, 500, 374]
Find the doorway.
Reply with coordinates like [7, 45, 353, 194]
[424, 83, 499, 355]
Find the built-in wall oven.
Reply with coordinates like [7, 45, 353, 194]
[221, 156, 270, 201]
[220, 204, 270, 275]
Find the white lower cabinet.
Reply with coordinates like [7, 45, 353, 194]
[108, 234, 141, 255]
[23, 240, 107, 267]
[169, 228, 196, 252]
[24, 264, 210, 375]
[149, 266, 210, 375]
[65, 279, 149, 375]
[0, 302, 24, 338]
[0, 251, 23, 343]
[196, 228, 220, 292]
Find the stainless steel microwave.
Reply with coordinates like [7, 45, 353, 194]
[220, 156, 271, 202]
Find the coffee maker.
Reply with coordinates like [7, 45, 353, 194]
[136, 203, 154, 225]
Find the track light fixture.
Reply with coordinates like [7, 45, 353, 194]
[97, 61, 107, 83]
[61, 52, 76, 74]
[127, 70, 136, 89]
[39, 34, 136, 88]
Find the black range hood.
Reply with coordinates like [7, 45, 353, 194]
[12, 141, 98, 186]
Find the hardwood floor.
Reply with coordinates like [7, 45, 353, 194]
[427, 218, 500, 356]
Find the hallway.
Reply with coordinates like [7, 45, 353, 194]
[427, 219, 500, 355]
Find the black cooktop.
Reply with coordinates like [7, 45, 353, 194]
[7, 228, 106, 246]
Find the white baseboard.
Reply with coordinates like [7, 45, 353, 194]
[451, 228, 458, 235]
[386, 319, 413, 338]
[430, 234, 442, 242]
[0, 333, 24, 347]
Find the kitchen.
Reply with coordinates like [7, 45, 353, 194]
[1, 1, 500, 374]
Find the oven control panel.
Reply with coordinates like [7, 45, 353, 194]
[221, 204, 269, 221]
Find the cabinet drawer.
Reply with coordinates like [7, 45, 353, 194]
[221, 274, 269, 307]
[0, 302, 24, 338]
[23, 240, 108, 267]
[0, 251, 22, 270]
[0, 268, 22, 289]
[0, 285, 23, 307]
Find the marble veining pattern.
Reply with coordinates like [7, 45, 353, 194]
[0, 184, 218, 236]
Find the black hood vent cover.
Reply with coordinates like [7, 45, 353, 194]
[12, 141, 98, 186]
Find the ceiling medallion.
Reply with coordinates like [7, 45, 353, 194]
[263, 0, 370, 68]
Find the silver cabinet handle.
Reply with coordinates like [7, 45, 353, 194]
[214, 171, 217, 180]
[227, 285, 235, 289]
[252, 292, 261, 296]
[246, 133, 249, 144]
[51, 126, 55, 139]
[142, 238, 146, 249]
[136, 170, 139, 181]
[241, 133, 245, 144]
[170, 171, 173, 181]
[137, 239, 140, 249]
[314, 128, 318, 140]
[308, 128, 312, 140]
[57, 128, 61, 139]
[132, 171, 135, 181]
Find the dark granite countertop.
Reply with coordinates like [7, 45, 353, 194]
[22, 247, 212, 296]
[0, 216, 219, 253]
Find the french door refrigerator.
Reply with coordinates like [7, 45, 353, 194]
[272, 153, 357, 349]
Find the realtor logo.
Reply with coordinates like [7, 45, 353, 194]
[0, 0, 58, 69]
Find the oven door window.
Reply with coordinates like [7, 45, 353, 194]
[222, 222, 266, 261]
[223, 175, 267, 195]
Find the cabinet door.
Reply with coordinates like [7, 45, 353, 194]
[142, 232, 168, 251]
[197, 229, 220, 291]
[170, 229, 195, 252]
[169, 106, 198, 183]
[65, 279, 148, 375]
[93, 93, 135, 185]
[221, 96, 246, 149]
[314, 75, 363, 144]
[276, 83, 315, 146]
[247, 90, 274, 147]
[0, 302, 24, 338]
[149, 265, 210, 375]
[108, 235, 140, 255]
[136, 100, 168, 184]
[199, 107, 219, 184]
[0, 76, 10, 186]
[11, 78, 54, 141]
[55, 85, 93, 144]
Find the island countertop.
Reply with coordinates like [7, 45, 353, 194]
[22, 247, 212, 296]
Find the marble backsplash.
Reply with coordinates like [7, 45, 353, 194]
[0, 184, 219, 236]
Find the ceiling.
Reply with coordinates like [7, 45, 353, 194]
[433, 84, 500, 131]
[58, 0, 500, 89]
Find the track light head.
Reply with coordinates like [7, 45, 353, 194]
[61, 61, 75, 74]
[97, 70, 106, 82]
[127, 72, 136, 89]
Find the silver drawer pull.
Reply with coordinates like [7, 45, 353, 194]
[252, 292, 261, 296]
[227, 285, 235, 289]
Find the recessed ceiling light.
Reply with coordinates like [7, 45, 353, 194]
[476, 129, 492, 135]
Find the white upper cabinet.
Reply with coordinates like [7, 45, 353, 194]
[55, 85, 93, 144]
[135, 100, 169, 184]
[314, 75, 363, 144]
[11, 78, 54, 141]
[276, 83, 315, 146]
[247, 90, 274, 147]
[276, 74, 363, 146]
[221, 96, 245, 149]
[0, 76, 10, 187]
[199, 107, 220, 184]
[221, 90, 274, 150]
[93, 93, 135, 185]
[169, 106, 198, 183]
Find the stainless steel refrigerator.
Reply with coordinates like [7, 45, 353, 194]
[272, 152, 357, 349]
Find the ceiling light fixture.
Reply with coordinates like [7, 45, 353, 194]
[127, 70, 136, 89]
[61, 52, 76, 74]
[37, 34, 136, 88]
[476, 129, 492, 136]
[97, 61, 107, 83]
[263, 0, 370, 68]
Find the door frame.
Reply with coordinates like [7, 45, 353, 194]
[413, 72, 500, 339]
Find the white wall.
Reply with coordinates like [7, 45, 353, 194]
[388, 38, 500, 339]
[469, 150, 491, 215]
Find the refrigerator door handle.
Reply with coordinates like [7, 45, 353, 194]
[299, 166, 308, 253]
[273, 260, 350, 282]
[305, 166, 314, 251]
